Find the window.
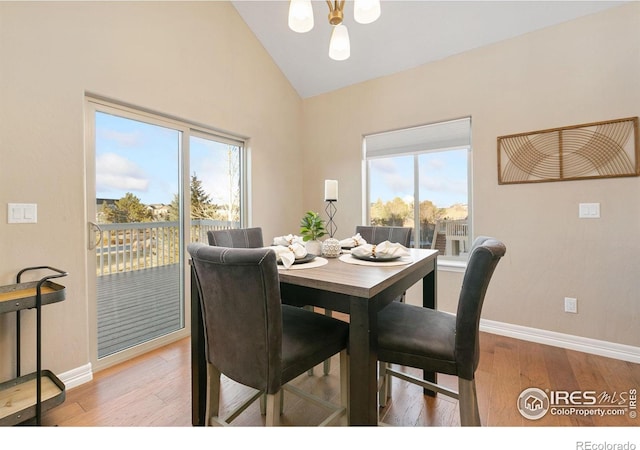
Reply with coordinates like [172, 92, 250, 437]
[189, 132, 244, 243]
[364, 117, 471, 263]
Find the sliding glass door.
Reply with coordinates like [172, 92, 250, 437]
[86, 98, 244, 369]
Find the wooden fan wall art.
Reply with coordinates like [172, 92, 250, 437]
[497, 117, 639, 185]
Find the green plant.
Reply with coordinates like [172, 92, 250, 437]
[299, 211, 326, 242]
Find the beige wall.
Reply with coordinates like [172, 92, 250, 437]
[1, 1, 638, 384]
[0, 1, 305, 378]
[301, 2, 640, 347]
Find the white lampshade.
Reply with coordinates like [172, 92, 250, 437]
[354, 0, 381, 24]
[288, 0, 314, 33]
[329, 24, 350, 61]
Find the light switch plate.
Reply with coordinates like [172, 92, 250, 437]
[8, 203, 38, 224]
[579, 203, 600, 218]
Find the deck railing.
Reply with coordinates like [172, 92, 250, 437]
[96, 220, 239, 275]
[434, 219, 469, 256]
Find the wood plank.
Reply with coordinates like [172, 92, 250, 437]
[96, 264, 182, 358]
[41, 334, 640, 427]
[485, 336, 523, 426]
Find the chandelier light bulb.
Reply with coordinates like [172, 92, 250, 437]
[354, 0, 381, 24]
[329, 24, 350, 61]
[288, 0, 314, 33]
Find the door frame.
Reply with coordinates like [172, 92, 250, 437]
[85, 97, 192, 371]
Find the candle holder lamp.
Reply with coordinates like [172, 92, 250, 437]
[322, 180, 341, 258]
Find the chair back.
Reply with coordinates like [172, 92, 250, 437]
[455, 237, 506, 379]
[207, 227, 264, 248]
[355, 226, 412, 247]
[188, 243, 282, 393]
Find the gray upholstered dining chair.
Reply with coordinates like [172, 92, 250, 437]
[207, 227, 322, 396]
[207, 227, 264, 248]
[188, 243, 349, 426]
[377, 236, 506, 426]
[355, 225, 412, 248]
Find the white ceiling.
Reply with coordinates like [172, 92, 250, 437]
[231, 1, 625, 98]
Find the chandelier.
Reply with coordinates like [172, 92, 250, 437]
[288, 0, 381, 61]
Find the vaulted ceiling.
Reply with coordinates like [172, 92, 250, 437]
[231, 1, 625, 98]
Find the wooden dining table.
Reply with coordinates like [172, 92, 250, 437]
[190, 247, 438, 426]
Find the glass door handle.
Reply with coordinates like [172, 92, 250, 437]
[88, 221, 103, 251]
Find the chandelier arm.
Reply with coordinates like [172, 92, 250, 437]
[327, 0, 345, 25]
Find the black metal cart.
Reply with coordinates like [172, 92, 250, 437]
[0, 266, 68, 426]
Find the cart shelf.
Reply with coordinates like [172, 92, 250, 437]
[0, 371, 66, 426]
[0, 281, 66, 314]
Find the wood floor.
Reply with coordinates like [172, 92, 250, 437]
[41, 329, 640, 428]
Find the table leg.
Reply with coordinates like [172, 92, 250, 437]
[190, 265, 206, 426]
[348, 296, 379, 426]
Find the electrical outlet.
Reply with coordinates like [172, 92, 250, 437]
[564, 297, 578, 313]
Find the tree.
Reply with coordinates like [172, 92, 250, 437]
[190, 173, 218, 219]
[98, 200, 114, 224]
[168, 173, 221, 221]
[226, 145, 240, 222]
[105, 193, 152, 223]
[370, 199, 388, 226]
[419, 199, 438, 246]
[386, 197, 411, 226]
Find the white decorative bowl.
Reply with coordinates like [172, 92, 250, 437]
[321, 238, 341, 258]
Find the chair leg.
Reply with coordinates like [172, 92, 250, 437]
[280, 390, 285, 415]
[378, 361, 391, 407]
[384, 363, 393, 400]
[260, 392, 284, 415]
[206, 363, 221, 426]
[264, 391, 282, 426]
[458, 377, 481, 426]
[377, 361, 386, 407]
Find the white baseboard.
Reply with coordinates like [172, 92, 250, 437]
[58, 363, 93, 389]
[480, 319, 640, 364]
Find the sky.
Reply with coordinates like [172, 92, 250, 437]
[95, 111, 238, 206]
[95, 111, 467, 210]
[369, 149, 468, 208]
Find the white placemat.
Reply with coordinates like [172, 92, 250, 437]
[338, 254, 413, 267]
[277, 256, 328, 270]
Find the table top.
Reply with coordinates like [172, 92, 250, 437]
[278, 248, 437, 299]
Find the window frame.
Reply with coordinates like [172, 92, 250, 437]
[85, 94, 248, 369]
[363, 117, 472, 270]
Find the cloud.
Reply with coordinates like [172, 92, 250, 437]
[370, 158, 413, 195]
[97, 129, 142, 147]
[96, 152, 149, 193]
